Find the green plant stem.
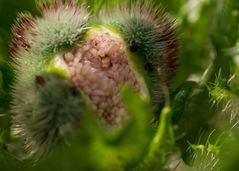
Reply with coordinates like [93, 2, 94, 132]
[135, 106, 174, 170]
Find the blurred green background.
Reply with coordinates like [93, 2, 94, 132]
[1, 0, 239, 171]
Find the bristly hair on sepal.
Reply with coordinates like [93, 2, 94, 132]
[158, 20, 179, 85]
[35, 1, 90, 54]
[10, 1, 91, 158]
[100, 0, 179, 105]
[31, 0, 90, 54]
[11, 0, 90, 58]
[10, 13, 35, 57]
[11, 73, 85, 159]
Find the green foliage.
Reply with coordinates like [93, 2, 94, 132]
[0, 60, 13, 113]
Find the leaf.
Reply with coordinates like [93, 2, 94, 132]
[171, 81, 197, 124]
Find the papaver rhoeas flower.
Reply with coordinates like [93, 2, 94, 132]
[10, 0, 178, 157]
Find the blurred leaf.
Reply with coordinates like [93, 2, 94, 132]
[171, 81, 197, 124]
